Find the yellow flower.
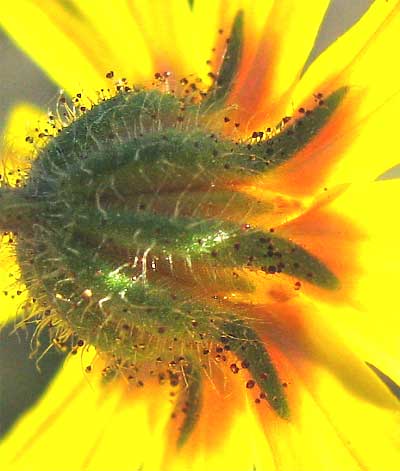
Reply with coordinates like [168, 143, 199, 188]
[1, 1, 400, 470]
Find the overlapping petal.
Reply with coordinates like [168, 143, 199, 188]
[0, 348, 172, 471]
[271, 179, 400, 387]
[0, 1, 108, 96]
[193, 0, 330, 127]
[0, 0, 214, 97]
[254, 350, 400, 471]
[262, 0, 400, 196]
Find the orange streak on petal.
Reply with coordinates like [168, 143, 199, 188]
[229, 29, 277, 123]
[277, 189, 363, 306]
[259, 93, 362, 197]
[165, 358, 247, 461]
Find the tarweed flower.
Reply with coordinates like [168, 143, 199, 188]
[1, 1, 400, 470]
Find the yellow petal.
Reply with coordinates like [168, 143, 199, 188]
[1, 103, 44, 178]
[0, 1, 108, 95]
[192, 0, 274, 96]
[127, 0, 212, 81]
[270, 0, 400, 194]
[256, 351, 400, 471]
[234, 0, 330, 129]
[276, 180, 400, 386]
[199, 0, 330, 128]
[1, 0, 218, 95]
[165, 371, 278, 471]
[321, 180, 400, 386]
[4, 342, 397, 471]
[0, 235, 25, 327]
[294, 0, 400, 115]
[0, 104, 45, 325]
[65, 0, 154, 82]
[0, 349, 173, 471]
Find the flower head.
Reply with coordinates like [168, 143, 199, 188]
[1, 1, 400, 470]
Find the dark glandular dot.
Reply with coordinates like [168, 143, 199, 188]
[246, 379, 256, 389]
